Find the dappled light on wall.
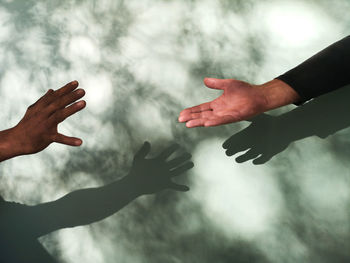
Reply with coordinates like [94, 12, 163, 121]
[0, 0, 350, 262]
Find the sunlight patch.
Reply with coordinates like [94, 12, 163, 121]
[58, 227, 104, 263]
[191, 138, 283, 239]
[260, 1, 340, 47]
[83, 73, 113, 114]
[61, 35, 101, 64]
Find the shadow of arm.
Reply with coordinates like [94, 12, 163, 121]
[24, 142, 193, 238]
[28, 177, 140, 237]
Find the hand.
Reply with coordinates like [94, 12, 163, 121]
[9, 80, 86, 155]
[222, 114, 290, 164]
[178, 78, 268, 127]
[126, 142, 194, 195]
[178, 78, 300, 127]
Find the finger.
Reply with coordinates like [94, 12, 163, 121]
[134, 141, 151, 160]
[179, 110, 214, 122]
[179, 102, 211, 121]
[157, 143, 180, 160]
[48, 88, 86, 113]
[28, 89, 55, 109]
[53, 133, 83, 146]
[40, 89, 55, 104]
[54, 80, 79, 97]
[223, 131, 251, 154]
[50, 100, 86, 124]
[204, 78, 231, 90]
[168, 183, 189, 192]
[170, 161, 194, 177]
[235, 149, 260, 163]
[222, 137, 232, 149]
[225, 143, 249, 156]
[167, 153, 192, 168]
[181, 102, 211, 114]
[204, 115, 237, 127]
[252, 154, 272, 165]
[185, 118, 206, 128]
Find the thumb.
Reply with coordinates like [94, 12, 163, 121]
[204, 78, 230, 90]
[53, 133, 83, 146]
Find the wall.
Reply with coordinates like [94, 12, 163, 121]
[1, 0, 350, 262]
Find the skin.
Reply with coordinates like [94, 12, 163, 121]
[178, 77, 301, 128]
[0, 80, 86, 161]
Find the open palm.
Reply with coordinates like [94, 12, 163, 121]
[178, 78, 268, 127]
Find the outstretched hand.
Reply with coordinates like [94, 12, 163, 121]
[178, 78, 269, 127]
[10, 81, 86, 155]
[126, 142, 194, 195]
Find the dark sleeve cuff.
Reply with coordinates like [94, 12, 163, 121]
[275, 75, 311, 106]
[275, 35, 350, 106]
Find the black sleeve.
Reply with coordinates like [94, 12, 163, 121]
[276, 35, 350, 104]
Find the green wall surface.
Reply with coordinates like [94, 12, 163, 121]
[1, 0, 350, 262]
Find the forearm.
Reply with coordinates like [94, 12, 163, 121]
[276, 35, 350, 103]
[0, 127, 23, 162]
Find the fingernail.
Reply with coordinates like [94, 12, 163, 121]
[186, 122, 193, 128]
[75, 139, 82, 146]
[204, 77, 212, 83]
[76, 89, 85, 95]
[77, 100, 86, 107]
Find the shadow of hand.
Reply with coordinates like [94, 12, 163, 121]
[126, 142, 194, 194]
[222, 114, 291, 165]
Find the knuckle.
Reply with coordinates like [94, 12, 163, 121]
[71, 90, 82, 101]
[42, 89, 55, 102]
[27, 101, 39, 110]
[47, 102, 59, 112]
[27, 104, 34, 111]
[46, 89, 54, 96]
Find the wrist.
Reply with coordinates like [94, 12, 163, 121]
[256, 79, 301, 111]
[119, 174, 144, 197]
[0, 127, 24, 161]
